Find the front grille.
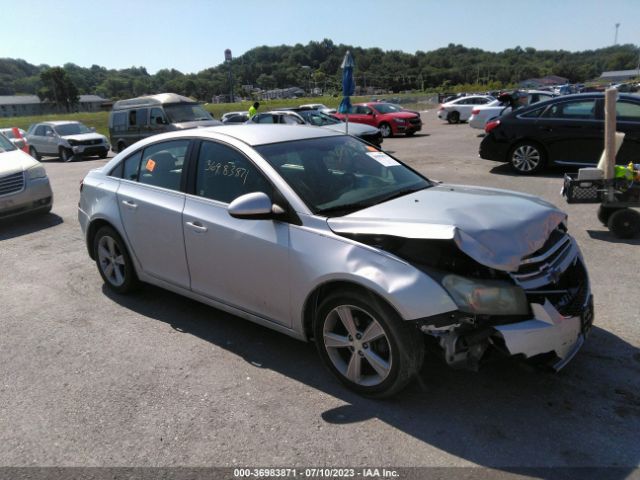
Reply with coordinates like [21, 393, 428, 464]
[0, 171, 25, 196]
[511, 228, 589, 318]
[79, 139, 102, 146]
[409, 118, 422, 126]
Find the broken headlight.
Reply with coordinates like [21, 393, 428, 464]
[441, 274, 529, 315]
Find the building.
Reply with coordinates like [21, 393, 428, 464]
[0, 94, 109, 117]
[597, 69, 640, 83]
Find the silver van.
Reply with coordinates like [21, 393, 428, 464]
[108, 93, 221, 152]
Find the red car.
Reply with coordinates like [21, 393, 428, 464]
[334, 102, 422, 138]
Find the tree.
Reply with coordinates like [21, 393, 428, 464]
[39, 67, 78, 112]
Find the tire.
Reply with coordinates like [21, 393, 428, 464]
[597, 205, 621, 226]
[313, 289, 424, 398]
[447, 111, 460, 124]
[99, 151, 108, 159]
[405, 131, 415, 137]
[93, 225, 140, 294]
[607, 208, 640, 239]
[59, 147, 74, 163]
[379, 123, 392, 138]
[29, 146, 41, 160]
[117, 142, 126, 153]
[509, 141, 546, 175]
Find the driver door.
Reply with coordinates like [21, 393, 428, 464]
[182, 140, 291, 326]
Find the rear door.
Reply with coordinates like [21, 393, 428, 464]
[615, 99, 640, 164]
[182, 140, 291, 325]
[116, 139, 192, 288]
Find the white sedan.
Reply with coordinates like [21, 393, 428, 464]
[437, 95, 495, 124]
[469, 91, 556, 130]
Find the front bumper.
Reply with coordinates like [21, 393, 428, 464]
[395, 122, 422, 134]
[0, 177, 53, 219]
[71, 144, 110, 156]
[494, 293, 593, 370]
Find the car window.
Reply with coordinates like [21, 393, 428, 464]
[150, 108, 166, 125]
[136, 108, 149, 127]
[195, 141, 272, 204]
[519, 106, 546, 118]
[122, 151, 143, 181]
[138, 140, 189, 190]
[0, 132, 16, 152]
[256, 136, 430, 215]
[282, 115, 303, 125]
[43, 126, 54, 136]
[542, 100, 596, 120]
[112, 112, 127, 132]
[616, 101, 640, 122]
[255, 114, 274, 124]
[55, 123, 92, 136]
[34, 125, 45, 136]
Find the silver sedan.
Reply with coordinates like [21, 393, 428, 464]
[78, 125, 593, 397]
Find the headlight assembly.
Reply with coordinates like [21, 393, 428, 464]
[27, 165, 47, 180]
[441, 274, 529, 315]
[393, 118, 406, 124]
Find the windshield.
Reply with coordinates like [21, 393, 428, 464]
[256, 136, 431, 216]
[1, 129, 16, 139]
[55, 123, 92, 136]
[371, 103, 403, 114]
[298, 110, 341, 126]
[164, 103, 212, 123]
[0, 132, 17, 152]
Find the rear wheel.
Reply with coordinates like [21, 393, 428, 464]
[29, 146, 41, 160]
[597, 205, 621, 226]
[314, 290, 424, 398]
[93, 226, 140, 293]
[607, 208, 640, 239]
[117, 141, 126, 153]
[379, 123, 392, 138]
[509, 141, 546, 175]
[447, 111, 460, 124]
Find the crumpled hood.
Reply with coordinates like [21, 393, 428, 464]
[173, 119, 222, 129]
[61, 133, 106, 142]
[324, 122, 379, 136]
[0, 149, 40, 175]
[327, 184, 567, 272]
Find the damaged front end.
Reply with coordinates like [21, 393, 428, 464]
[337, 225, 593, 372]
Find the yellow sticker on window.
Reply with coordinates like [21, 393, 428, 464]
[145, 158, 156, 172]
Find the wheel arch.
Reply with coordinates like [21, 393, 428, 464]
[86, 218, 128, 260]
[301, 280, 405, 342]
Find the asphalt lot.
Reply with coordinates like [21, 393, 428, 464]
[1, 113, 639, 474]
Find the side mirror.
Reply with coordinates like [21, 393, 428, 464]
[228, 192, 283, 220]
[90, 127, 96, 132]
[155, 117, 166, 125]
[46, 131, 55, 137]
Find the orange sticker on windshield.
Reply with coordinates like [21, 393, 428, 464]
[145, 158, 156, 172]
[366, 145, 378, 152]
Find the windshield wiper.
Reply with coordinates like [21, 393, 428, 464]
[372, 184, 430, 204]
[317, 185, 430, 217]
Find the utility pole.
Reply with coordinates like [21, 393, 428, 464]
[614, 23, 620, 45]
[224, 49, 234, 103]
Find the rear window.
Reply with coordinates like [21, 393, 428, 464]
[111, 112, 127, 131]
[616, 101, 640, 122]
[541, 100, 596, 120]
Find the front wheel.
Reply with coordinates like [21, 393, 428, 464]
[29, 146, 41, 160]
[59, 147, 74, 162]
[509, 142, 546, 175]
[379, 123, 392, 138]
[93, 226, 140, 293]
[314, 290, 424, 398]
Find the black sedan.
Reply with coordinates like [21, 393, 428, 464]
[479, 93, 640, 174]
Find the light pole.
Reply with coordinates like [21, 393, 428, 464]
[224, 49, 234, 103]
[614, 23, 620, 45]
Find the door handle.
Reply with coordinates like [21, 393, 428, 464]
[538, 126, 553, 132]
[121, 200, 137, 209]
[186, 221, 208, 232]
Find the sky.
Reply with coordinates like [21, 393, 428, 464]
[1, 0, 639, 74]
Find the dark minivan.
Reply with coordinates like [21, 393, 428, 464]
[108, 93, 221, 152]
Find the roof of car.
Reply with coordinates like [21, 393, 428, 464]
[38, 121, 81, 126]
[112, 93, 197, 110]
[184, 124, 343, 146]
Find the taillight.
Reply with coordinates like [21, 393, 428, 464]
[471, 109, 480, 115]
[485, 119, 501, 133]
[438, 105, 444, 110]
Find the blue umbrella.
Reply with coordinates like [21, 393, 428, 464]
[338, 51, 355, 133]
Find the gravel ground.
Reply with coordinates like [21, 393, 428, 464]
[0, 113, 638, 475]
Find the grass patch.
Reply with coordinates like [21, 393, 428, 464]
[0, 94, 437, 138]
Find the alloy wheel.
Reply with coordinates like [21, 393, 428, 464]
[97, 235, 126, 287]
[511, 144, 541, 173]
[322, 305, 392, 387]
